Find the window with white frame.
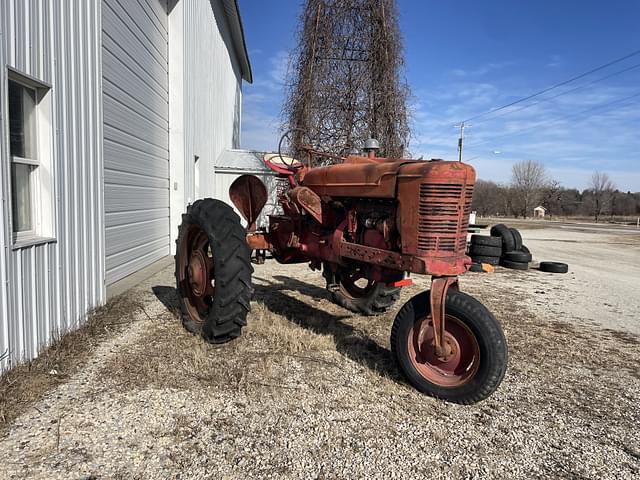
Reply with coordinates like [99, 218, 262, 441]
[7, 71, 55, 245]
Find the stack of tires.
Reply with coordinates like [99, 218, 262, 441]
[490, 224, 532, 270]
[468, 234, 502, 266]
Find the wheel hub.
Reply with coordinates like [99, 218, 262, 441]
[188, 249, 208, 296]
[419, 323, 461, 365]
[408, 314, 480, 387]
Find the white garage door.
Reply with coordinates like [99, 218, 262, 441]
[102, 0, 170, 284]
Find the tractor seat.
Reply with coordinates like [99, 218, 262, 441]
[264, 153, 304, 175]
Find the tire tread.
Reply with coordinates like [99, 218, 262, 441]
[175, 198, 253, 344]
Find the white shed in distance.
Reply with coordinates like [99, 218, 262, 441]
[534, 205, 546, 218]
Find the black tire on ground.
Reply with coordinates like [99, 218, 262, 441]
[509, 228, 523, 251]
[390, 289, 508, 404]
[503, 250, 532, 263]
[470, 235, 502, 247]
[175, 198, 253, 343]
[468, 263, 484, 273]
[470, 255, 500, 266]
[323, 265, 400, 316]
[539, 261, 569, 273]
[469, 244, 502, 257]
[490, 224, 516, 252]
[521, 245, 530, 254]
[499, 258, 529, 270]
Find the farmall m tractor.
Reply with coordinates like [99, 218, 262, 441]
[175, 136, 507, 404]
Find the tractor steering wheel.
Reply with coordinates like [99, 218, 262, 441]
[277, 128, 308, 170]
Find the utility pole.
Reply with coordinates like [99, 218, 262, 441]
[454, 122, 470, 162]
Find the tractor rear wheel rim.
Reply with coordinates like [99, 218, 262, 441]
[179, 224, 215, 323]
[339, 268, 375, 299]
[408, 314, 480, 387]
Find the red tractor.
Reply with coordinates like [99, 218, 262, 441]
[175, 136, 507, 404]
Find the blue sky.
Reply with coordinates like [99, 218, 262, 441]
[238, 0, 640, 192]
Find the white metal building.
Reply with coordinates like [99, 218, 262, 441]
[0, 0, 252, 371]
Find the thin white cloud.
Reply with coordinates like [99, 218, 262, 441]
[450, 61, 516, 77]
[241, 50, 291, 151]
[411, 77, 640, 190]
[546, 54, 563, 68]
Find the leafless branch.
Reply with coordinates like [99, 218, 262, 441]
[283, 0, 411, 165]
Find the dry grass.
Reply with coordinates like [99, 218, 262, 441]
[0, 294, 143, 434]
[97, 286, 354, 395]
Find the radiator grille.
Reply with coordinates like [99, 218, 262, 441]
[417, 183, 473, 253]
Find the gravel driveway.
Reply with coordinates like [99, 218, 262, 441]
[1, 227, 639, 479]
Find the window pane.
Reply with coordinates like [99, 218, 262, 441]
[8, 80, 37, 159]
[8, 81, 24, 157]
[22, 87, 37, 158]
[11, 163, 33, 232]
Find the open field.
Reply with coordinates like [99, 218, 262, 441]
[1, 226, 639, 479]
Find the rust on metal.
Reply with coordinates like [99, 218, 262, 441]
[173, 134, 506, 401]
[176, 224, 215, 325]
[246, 233, 271, 251]
[288, 186, 323, 223]
[339, 240, 414, 271]
[407, 311, 480, 387]
[229, 174, 268, 231]
[429, 276, 458, 359]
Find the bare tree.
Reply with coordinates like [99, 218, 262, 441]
[471, 180, 501, 216]
[283, 0, 410, 164]
[589, 171, 616, 222]
[540, 179, 563, 217]
[510, 160, 549, 218]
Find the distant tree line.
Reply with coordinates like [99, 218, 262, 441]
[472, 160, 640, 222]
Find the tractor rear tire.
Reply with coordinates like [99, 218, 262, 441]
[324, 266, 400, 316]
[175, 198, 253, 343]
[390, 289, 508, 404]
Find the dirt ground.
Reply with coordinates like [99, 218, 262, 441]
[0, 226, 639, 479]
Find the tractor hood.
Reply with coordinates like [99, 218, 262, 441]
[301, 156, 474, 199]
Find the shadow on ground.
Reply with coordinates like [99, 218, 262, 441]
[151, 276, 404, 385]
[252, 275, 403, 383]
[152, 285, 180, 313]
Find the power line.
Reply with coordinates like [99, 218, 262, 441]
[461, 48, 640, 123]
[465, 90, 640, 149]
[472, 61, 640, 125]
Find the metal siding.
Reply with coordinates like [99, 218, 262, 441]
[0, 0, 104, 371]
[183, 0, 243, 204]
[0, 0, 9, 370]
[102, 0, 170, 285]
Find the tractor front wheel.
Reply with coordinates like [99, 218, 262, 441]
[391, 289, 507, 404]
[324, 265, 400, 316]
[175, 198, 253, 343]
